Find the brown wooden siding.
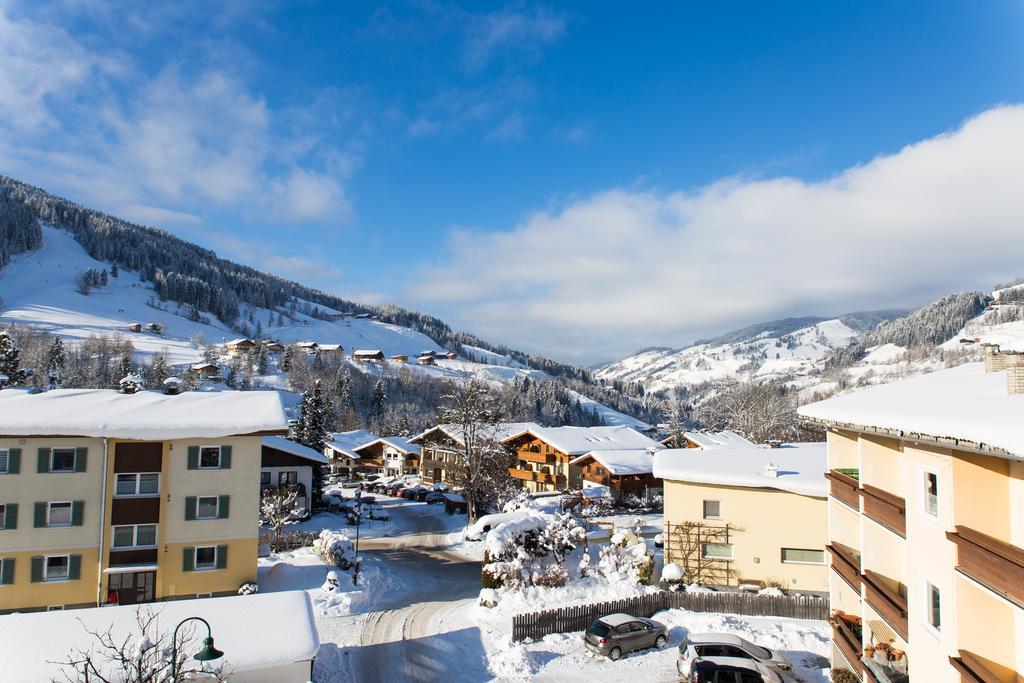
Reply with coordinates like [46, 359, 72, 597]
[825, 469, 859, 509]
[108, 548, 158, 566]
[947, 525, 1024, 608]
[832, 617, 865, 675]
[862, 569, 908, 640]
[262, 445, 318, 467]
[111, 497, 160, 525]
[861, 483, 906, 537]
[948, 650, 1005, 683]
[114, 442, 163, 473]
[828, 543, 861, 592]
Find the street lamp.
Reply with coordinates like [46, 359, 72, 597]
[170, 616, 224, 681]
[353, 489, 363, 585]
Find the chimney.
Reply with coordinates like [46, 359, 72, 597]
[1005, 352, 1024, 396]
[984, 345, 1007, 373]
[763, 463, 779, 478]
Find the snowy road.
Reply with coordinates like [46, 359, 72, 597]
[348, 504, 491, 682]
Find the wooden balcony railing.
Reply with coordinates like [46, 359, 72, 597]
[861, 483, 906, 537]
[826, 469, 860, 509]
[862, 569, 908, 641]
[828, 543, 861, 591]
[948, 650, 1004, 683]
[518, 450, 555, 465]
[947, 525, 1024, 608]
[509, 468, 555, 485]
[831, 616, 864, 674]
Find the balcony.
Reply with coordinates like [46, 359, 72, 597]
[826, 469, 860, 509]
[518, 449, 555, 465]
[947, 525, 1024, 608]
[861, 484, 906, 537]
[862, 569, 908, 641]
[949, 650, 1005, 683]
[828, 543, 862, 592]
[830, 613, 864, 674]
[509, 467, 555, 485]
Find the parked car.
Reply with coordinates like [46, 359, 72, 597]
[677, 634, 792, 680]
[413, 488, 431, 501]
[363, 474, 381, 482]
[583, 613, 667, 661]
[340, 480, 361, 489]
[686, 658, 781, 683]
[424, 492, 446, 504]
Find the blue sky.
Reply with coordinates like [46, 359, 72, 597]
[1, 1, 1023, 363]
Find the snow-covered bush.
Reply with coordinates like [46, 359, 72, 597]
[659, 562, 686, 591]
[831, 669, 861, 683]
[598, 531, 653, 585]
[322, 570, 342, 593]
[531, 563, 568, 588]
[479, 588, 499, 608]
[237, 581, 259, 595]
[313, 530, 356, 569]
[118, 373, 144, 394]
[480, 512, 585, 590]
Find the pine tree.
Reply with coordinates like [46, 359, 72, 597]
[115, 352, 133, 388]
[255, 344, 268, 375]
[150, 354, 171, 385]
[296, 380, 328, 509]
[371, 378, 387, 422]
[334, 364, 352, 413]
[0, 332, 27, 388]
[281, 345, 294, 373]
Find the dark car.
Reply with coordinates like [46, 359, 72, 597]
[424, 492, 446, 504]
[582, 613, 667, 661]
[413, 488, 431, 501]
[687, 658, 776, 683]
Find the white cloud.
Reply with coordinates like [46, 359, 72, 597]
[206, 234, 344, 283]
[463, 7, 566, 72]
[270, 169, 350, 223]
[413, 105, 1024, 364]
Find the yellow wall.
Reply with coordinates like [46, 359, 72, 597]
[663, 479, 828, 591]
[859, 434, 903, 496]
[829, 498, 860, 551]
[954, 575, 1019, 683]
[161, 537, 258, 597]
[952, 451, 1012, 543]
[826, 429, 859, 469]
[0, 547, 100, 611]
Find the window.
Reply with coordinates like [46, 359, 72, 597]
[781, 548, 826, 564]
[0, 504, 5, 530]
[923, 471, 939, 518]
[195, 546, 217, 570]
[50, 448, 76, 473]
[702, 542, 733, 560]
[115, 473, 160, 497]
[260, 472, 272, 487]
[927, 583, 941, 631]
[45, 555, 69, 581]
[48, 502, 72, 527]
[703, 500, 722, 520]
[199, 447, 221, 469]
[279, 471, 298, 486]
[0, 449, 7, 474]
[196, 496, 219, 519]
[111, 524, 157, 549]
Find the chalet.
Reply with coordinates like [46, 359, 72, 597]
[502, 426, 664, 493]
[225, 338, 256, 356]
[330, 312, 356, 320]
[569, 449, 662, 502]
[322, 430, 378, 476]
[352, 349, 385, 363]
[317, 343, 343, 357]
[410, 421, 539, 485]
[390, 354, 409, 364]
[440, 351, 457, 360]
[127, 323, 143, 333]
[356, 313, 371, 319]
[295, 341, 318, 355]
[660, 430, 758, 450]
[260, 436, 329, 513]
[353, 437, 421, 476]
[190, 362, 221, 380]
[419, 350, 437, 358]
[418, 355, 437, 366]
[144, 322, 162, 334]
[264, 341, 286, 354]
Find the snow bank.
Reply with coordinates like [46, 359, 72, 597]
[263, 435, 329, 463]
[466, 509, 540, 541]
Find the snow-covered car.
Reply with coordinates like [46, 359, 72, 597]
[583, 613, 667, 661]
[686, 658, 782, 683]
[677, 633, 792, 679]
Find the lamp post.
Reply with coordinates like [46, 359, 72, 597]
[353, 489, 363, 585]
[170, 616, 224, 681]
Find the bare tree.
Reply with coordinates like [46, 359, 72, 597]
[697, 382, 799, 443]
[261, 486, 304, 552]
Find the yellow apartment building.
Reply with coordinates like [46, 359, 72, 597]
[654, 443, 829, 593]
[0, 387, 286, 613]
[800, 346, 1024, 682]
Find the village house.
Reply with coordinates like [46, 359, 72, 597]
[353, 437, 421, 477]
[390, 354, 409, 364]
[323, 430, 378, 477]
[351, 349, 385, 363]
[190, 362, 221, 381]
[654, 443, 828, 594]
[0, 388, 287, 613]
[127, 323, 142, 333]
[260, 436, 329, 513]
[411, 422, 539, 485]
[264, 341, 285, 354]
[224, 338, 255, 356]
[799, 344, 1024, 682]
[418, 355, 437, 366]
[660, 430, 758, 450]
[295, 341, 318, 355]
[502, 426, 664, 493]
[569, 449, 663, 502]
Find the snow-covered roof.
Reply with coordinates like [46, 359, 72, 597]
[262, 435, 329, 464]
[190, 362, 219, 370]
[352, 349, 384, 356]
[409, 421, 541, 447]
[324, 430, 378, 459]
[296, 341, 318, 347]
[682, 430, 758, 449]
[354, 436, 421, 455]
[318, 344, 342, 351]
[599, 613, 638, 627]
[224, 338, 253, 346]
[799, 362, 1024, 458]
[0, 388, 287, 439]
[502, 425, 664, 456]
[652, 442, 827, 497]
[978, 329, 1024, 353]
[0, 591, 319, 682]
[570, 449, 657, 475]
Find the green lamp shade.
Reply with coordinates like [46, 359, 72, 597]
[194, 636, 224, 662]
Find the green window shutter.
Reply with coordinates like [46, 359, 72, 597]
[7, 448, 19, 474]
[219, 446, 232, 469]
[0, 558, 13, 585]
[68, 554, 81, 581]
[74, 447, 87, 472]
[37, 448, 49, 473]
[4, 503, 17, 530]
[183, 547, 195, 572]
[184, 496, 197, 521]
[71, 501, 84, 526]
[30, 556, 43, 583]
[34, 502, 46, 528]
[218, 495, 230, 519]
[215, 545, 228, 569]
[187, 446, 199, 470]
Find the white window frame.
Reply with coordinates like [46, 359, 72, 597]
[781, 548, 826, 565]
[44, 554, 70, 582]
[111, 523, 158, 549]
[114, 473, 161, 497]
[193, 545, 218, 571]
[920, 467, 940, 520]
[924, 581, 942, 635]
[198, 446, 222, 470]
[702, 499, 722, 520]
[701, 542, 734, 561]
[50, 448, 77, 473]
[0, 448, 8, 474]
[47, 501, 73, 528]
[195, 496, 220, 520]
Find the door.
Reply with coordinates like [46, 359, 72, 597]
[433, 468, 442, 482]
[111, 571, 156, 605]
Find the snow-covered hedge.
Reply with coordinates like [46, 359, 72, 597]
[598, 531, 653, 585]
[313, 530, 356, 569]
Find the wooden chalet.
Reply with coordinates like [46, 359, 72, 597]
[569, 450, 663, 501]
[225, 338, 256, 356]
[318, 343, 343, 357]
[190, 362, 221, 380]
[295, 341, 319, 355]
[352, 349, 385, 363]
[418, 355, 437, 366]
[390, 354, 409, 363]
[127, 323, 143, 333]
[353, 437, 421, 476]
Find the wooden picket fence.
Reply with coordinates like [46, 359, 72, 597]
[511, 590, 828, 641]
